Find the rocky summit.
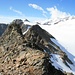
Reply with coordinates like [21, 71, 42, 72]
[0, 19, 72, 75]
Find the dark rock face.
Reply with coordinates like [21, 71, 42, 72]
[11, 19, 23, 25]
[22, 25, 31, 34]
[24, 19, 30, 22]
[0, 23, 7, 36]
[0, 19, 66, 75]
[23, 25, 73, 72]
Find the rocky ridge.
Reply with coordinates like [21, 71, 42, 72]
[0, 19, 73, 75]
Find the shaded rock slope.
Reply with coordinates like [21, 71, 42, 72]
[0, 23, 7, 36]
[0, 19, 72, 75]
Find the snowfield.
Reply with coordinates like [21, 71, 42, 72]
[40, 18, 75, 74]
[40, 18, 75, 56]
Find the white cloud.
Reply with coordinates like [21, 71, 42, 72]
[0, 15, 46, 23]
[47, 6, 70, 19]
[1, 6, 71, 23]
[0, 15, 25, 23]
[10, 7, 24, 16]
[29, 4, 47, 17]
[0, 16, 15, 23]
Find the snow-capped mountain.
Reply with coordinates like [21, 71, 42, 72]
[24, 19, 36, 26]
[0, 20, 65, 75]
[41, 16, 75, 25]
[0, 18, 75, 75]
[23, 17, 75, 74]
[7, 18, 75, 74]
[39, 16, 75, 74]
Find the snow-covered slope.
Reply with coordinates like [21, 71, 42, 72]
[24, 19, 36, 26]
[41, 16, 75, 25]
[40, 17, 75, 74]
[50, 38, 75, 74]
[22, 19, 36, 35]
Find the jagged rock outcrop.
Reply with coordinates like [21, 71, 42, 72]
[24, 19, 30, 22]
[0, 19, 70, 75]
[22, 25, 31, 35]
[0, 23, 7, 36]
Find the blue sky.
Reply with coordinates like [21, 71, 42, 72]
[0, 0, 75, 23]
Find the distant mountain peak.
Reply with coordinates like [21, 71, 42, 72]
[11, 19, 23, 25]
[42, 16, 75, 25]
[24, 19, 30, 22]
